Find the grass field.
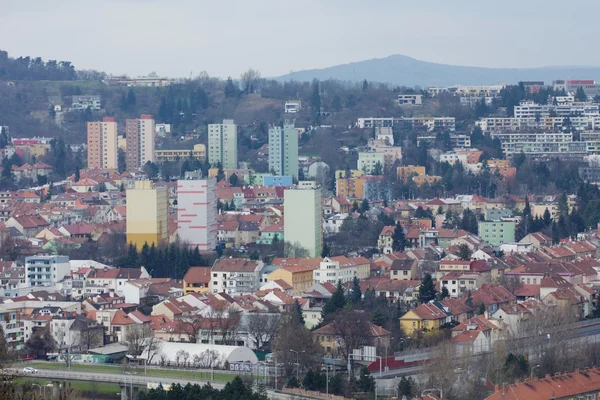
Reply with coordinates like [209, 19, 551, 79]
[27, 362, 237, 384]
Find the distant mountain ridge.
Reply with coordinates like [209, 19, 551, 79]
[275, 54, 600, 87]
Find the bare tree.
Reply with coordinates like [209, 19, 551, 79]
[331, 310, 371, 359]
[208, 302, 242, 345]
[273, 311, 321, 377]
[192, 349, 226, 369]
[177, 314, 206, 343]
[284, 241, 309, 258]
[76, 326, 104, 351]
[175, 349, 190, 367]
[244, 312, 281, 351]
[124, 325, 153, 357]
[240, 68, 261, 93]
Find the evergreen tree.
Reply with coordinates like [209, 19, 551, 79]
[551, 221, 560, 244]
[224, 77, 238, 98]
[357, 367, 375, 393]
[322, 281, 346, 319]
[437, 286, 449, 301]
[359, 198, 370, 214]
[321, 242, 330, 257]
[293, 299, 305, 326]
[575, 86, 588, 101]
[310, 79, 321, 125]
[558, 192, 569, 216]
[392, 222, 406, 252]
[543, 208, 552, 227]
[397, 376, 415, 397]
[348, 276, 362, 303]
[371, 309, 387, 327]
[418, 273, 436, 303]
[74, 165, 80, 182]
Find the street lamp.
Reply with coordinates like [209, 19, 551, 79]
[531, 364, 541, 380]
[31, 383, 42, 396]
[289, 349, 304, 383]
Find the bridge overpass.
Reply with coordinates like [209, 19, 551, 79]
[11, 368, 316, 400]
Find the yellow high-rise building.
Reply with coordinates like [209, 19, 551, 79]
[126, 180, 168, 249]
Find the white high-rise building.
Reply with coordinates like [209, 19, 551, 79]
[268, 123, 298, 179]
[177, 178, 217, 252]
[208, 119, 237, 169]
[284, 181, 323, 257]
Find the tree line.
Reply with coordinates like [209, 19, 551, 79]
[0, 50, 77, 81]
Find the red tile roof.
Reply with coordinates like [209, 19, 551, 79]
[485, 368, 600, 400]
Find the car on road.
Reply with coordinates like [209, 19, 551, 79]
[23, 367, 37, 373]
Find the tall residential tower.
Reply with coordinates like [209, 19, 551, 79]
[126, 180, 168, 249]
[283, 181, 323, 257]
[177, 178, 217, 252]
[126, 115, 155, 171]
[87, 117, 118, 169]
[208, 119, 237, 169]
[268, 122, 298, 179]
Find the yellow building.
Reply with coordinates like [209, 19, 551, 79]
[183, 266, 211, 295]
[267, 265, 316, 295]
[531, 203, 560, 220]
[154, 144, 206, 163]
[126, 180, 168, 249]
[336, 176, 367, 200]
[397, 165, 425, 182]
[400, 303, 451, 336]
[14, 144, 50, 160]
[117, 135, 127, 151]
[412, 175, 442, 187]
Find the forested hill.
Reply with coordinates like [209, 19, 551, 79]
[0, 50, 79, 81]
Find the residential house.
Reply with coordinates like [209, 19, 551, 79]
[312, 320, 391, 357]
[183, 267, 211, 295]
[377, 226, 395, 254]
[467, 284, 516, 314]
[210, 258, 263, 295]
[390, 258, 418, 280]
[400, 301, 453, 336]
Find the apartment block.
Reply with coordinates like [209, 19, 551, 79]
[208, 119, 237, 169]
[154, 144, 206, 163]
[177, 178, 217, 252]
[478, 221, 516, 246]
[25, 255, 70, 287]
[268, 123, 298, 178]
[397, 165, 426, 182]
[126, 180, 168, 249]
[357, 117, 456, 132]
[72, 95, 101, 111]
[284, 182, 323, 257]
[125, 115, 155, 171]
[87, 117, 118, 169]
[397, 94, 423, 105]
[357, 152, 385, 174]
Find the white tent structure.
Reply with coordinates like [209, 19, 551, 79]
[146, 341, 258, 367]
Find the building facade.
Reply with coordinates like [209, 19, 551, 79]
[177, 178, 217, 252]
[126, 180, 168, 249]
[125, 115, 155, 170]
[268, 123, 298, 179]
[25, 255, 70, 287]
[208, 119, 238, 169]
[87, 117, 118, 170]
[284, 182, 323, 257]
[154, 144, 206, 163]
[478, 221, 516, 246]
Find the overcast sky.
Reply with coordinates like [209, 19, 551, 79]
[2, 0, 600, 79]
